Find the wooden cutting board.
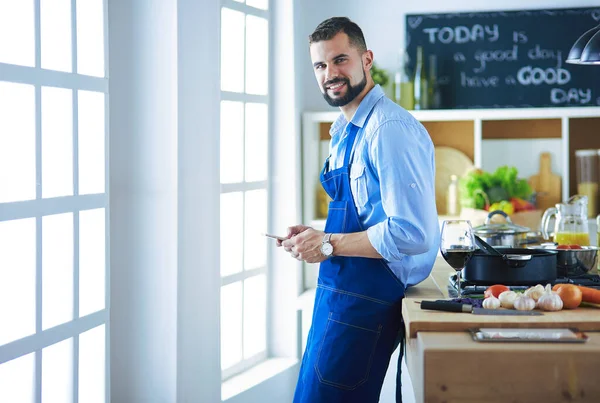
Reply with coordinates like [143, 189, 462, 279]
[402, 299, 600, 338]
[529, 152, 561, 211]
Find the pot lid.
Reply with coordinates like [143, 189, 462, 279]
[474, 221, 530, 235]
[473, 210, 530, 235]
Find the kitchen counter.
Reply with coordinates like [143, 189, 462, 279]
[403, 258, 600, 402]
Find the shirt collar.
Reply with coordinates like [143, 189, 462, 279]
[329, 84, 385, 135]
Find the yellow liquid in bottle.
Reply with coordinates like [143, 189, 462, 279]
[554, 232, 590, 246]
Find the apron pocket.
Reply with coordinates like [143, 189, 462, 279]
[315, 312, 382, 390]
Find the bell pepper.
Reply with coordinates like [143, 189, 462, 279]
[488, 200, 515, 215]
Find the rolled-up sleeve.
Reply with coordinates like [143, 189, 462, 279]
[366, 120, 438, 261]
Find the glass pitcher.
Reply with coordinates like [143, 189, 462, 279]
[541, 195, 590, 246]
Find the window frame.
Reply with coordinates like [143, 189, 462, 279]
[219, 0, 271, 382]
[0, 0, 110, 401]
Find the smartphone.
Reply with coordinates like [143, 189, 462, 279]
[264, 233, 287, 241]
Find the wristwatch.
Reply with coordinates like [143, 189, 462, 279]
[321, 233, 334, 257]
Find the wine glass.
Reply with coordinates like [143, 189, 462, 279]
[440, 220, 476, 298]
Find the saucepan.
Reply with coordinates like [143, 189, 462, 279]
[462, 236, 557, 286]
[528, 243, 599, 277]
[472, 210, 530, 248]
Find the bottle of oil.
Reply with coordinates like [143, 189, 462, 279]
[393, 49, 414, 110]
[412, 46, 428, 110]
[428, 54, 441, 109]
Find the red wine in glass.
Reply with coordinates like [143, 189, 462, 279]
[440, 220, 476, 298]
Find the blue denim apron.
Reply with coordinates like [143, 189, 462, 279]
[293, 123, 406, 403]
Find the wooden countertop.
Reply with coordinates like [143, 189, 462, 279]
[403, 257, 600, 338]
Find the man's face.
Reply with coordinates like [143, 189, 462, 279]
[310, 32, 369, 107]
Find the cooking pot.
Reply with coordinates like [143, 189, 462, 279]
[529, 244, 599, 277]
[463, 236, 557, 285]
[473, 210, 530, 247]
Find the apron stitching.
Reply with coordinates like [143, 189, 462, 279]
[329, 318, 380, 333]
[317, 284, 393, 306]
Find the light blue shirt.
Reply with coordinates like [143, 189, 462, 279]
[328, 85, 440, 287]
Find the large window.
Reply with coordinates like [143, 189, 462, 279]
[0, 1, 108, 402]
[219, 0, 270, 380]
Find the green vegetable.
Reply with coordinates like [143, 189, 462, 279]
[370, 62, 389, 87]
[458, 166, 532, 210]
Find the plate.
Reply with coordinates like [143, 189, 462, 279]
[435, 146, 474, 215]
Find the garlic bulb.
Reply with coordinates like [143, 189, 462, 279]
[524, 284, 545, 302]
[513, 295, 536, 311]
[483, 296, 500, 310]
[537, 284, 563, 312]
[498, 290, 518, 309]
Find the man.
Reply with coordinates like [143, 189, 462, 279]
[279, 17, 439, 403]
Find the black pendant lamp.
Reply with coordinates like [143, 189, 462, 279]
[566, 24, 600, 65]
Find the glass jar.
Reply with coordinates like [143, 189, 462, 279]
[575, 149, 599, 218]
[542, 195, 590, 246]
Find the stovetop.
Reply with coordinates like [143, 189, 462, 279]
[448, 273, 600, 297]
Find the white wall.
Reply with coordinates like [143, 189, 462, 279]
[296, 0, 600, 112]
[109, 0, 179, 402]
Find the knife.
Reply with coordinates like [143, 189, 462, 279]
[421, 300, 543, 316]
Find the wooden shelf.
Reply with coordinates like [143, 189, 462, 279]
[422, 121, 474, 161]
[482, 119, 561, 139]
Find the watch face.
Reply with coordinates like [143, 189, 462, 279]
[321, 242, 333, 256]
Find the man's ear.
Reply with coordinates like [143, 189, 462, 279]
[363, 50, 374, 71]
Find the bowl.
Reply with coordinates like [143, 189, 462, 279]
[528, 244, 599, 276]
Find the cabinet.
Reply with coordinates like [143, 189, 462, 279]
[300, 107, 600, 289]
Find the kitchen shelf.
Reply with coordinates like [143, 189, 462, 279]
[300, 106, 600, 289]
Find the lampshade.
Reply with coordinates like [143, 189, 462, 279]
[566, 24, 600, 64]
[579, 30, 600, 65]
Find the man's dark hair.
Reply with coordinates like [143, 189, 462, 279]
[308, 17, 367, 52]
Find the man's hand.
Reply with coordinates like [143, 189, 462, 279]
[281, 227, 328, 264]
[275, 224, 311, 247]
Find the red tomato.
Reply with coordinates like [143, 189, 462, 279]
[568, 245, 583, 249]
[484, 284, 510, 299]
[556, 245, 571, 250]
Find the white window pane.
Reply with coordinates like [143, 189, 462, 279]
[42, 338, 73, 403]
[78, 90, 105, 195]
[220, 101, 244, 184]
[79, 208, 105, 317]
[232, 0, 244, 2]
[0, 218, 36, 346]
[41, 0, 72, 72]
[221, 282, 242, 370]
[0, 82, 36, 203]
[76, 0, 105, 77]
[243, 274, 266, 358]
[0, 353, 35, 403]
[245, 103, 268, 182]
[42, 86, 73, 198]
[221, 8, 245, 92]
[220, 192, 243, 277]
[79, 325, 105, 403]
[0, 0, 34, 66]
[42, 213, 74, 330]
[245, 15, 268, 95]
[244, 189, 267, 270]
[247, 0, 268, 10]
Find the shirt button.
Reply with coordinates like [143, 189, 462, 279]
[410, 183, 416, 188]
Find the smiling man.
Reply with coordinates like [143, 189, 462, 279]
[279, 17, 439, 403]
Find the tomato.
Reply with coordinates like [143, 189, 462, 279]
[484, 284, 510, 299]
[556, 245, 571, 250]
[552, 284, 583, 309]
[568, 245, 583, 249]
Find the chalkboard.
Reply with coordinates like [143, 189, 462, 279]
[405, 8, 600, 109]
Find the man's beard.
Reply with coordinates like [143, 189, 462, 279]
[321, 70, 367, 107]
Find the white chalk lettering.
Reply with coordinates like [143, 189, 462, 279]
[461, 72, 500, 87]
[550, 88, 592, 104]
[473, 45, 518, 73]
[527, 45, 562, 62]
[423, 24, 499, 44]
[513, 31, 528, 44]
[517, 66, 571, 85]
